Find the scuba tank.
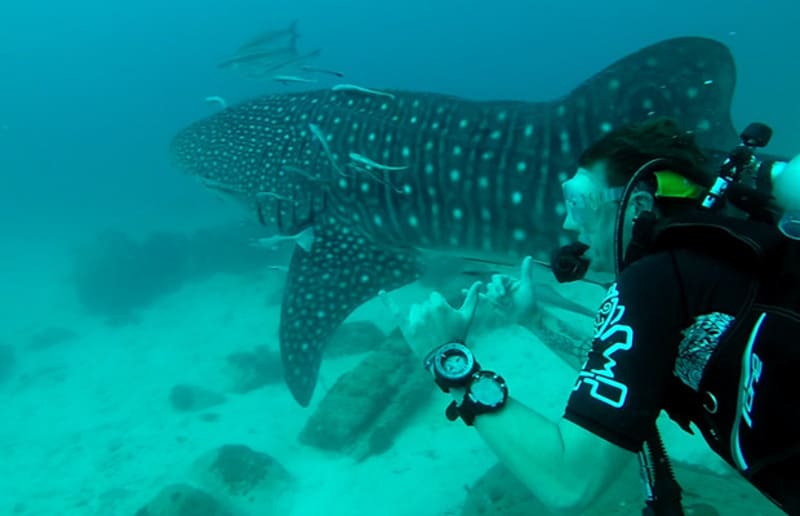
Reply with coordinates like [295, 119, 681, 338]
[772, 153, 800, 239]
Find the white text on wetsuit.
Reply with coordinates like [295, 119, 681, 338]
[573, 283, 633, 409]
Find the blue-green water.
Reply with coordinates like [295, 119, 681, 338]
[0, 1, 796, 514]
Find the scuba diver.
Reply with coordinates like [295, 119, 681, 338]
[383, 117, 800, 514]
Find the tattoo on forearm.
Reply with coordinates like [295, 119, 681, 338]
[526, 309, 593, 370]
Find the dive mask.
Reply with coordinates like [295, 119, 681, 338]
[561, 173, 624, 228]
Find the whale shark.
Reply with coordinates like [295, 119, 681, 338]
[171, 37, 739, 406]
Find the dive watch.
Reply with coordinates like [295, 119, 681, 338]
[445, 370, 508, 425]
[424, 342, 480, 392]
[424, 343, 508, 425]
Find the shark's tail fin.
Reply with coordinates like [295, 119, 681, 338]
[566, 37, 738, 152]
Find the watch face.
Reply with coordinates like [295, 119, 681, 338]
[442, 353, 468, 374]
[432, 343, 474, 382]
[469, 374, 507, 407]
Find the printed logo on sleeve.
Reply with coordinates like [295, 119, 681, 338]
[573, 283, 633, 409]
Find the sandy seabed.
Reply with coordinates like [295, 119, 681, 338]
[0, 245, 783, 516]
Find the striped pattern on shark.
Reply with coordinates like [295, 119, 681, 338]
[171, 37, 738, 406]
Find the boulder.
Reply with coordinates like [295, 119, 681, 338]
[169, 384, 226, 412]
[189, 444, 295, 516]
[134, 483, 231, 516]
[299, 331, 433, 460]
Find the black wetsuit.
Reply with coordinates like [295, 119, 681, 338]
[563, 247, 800, 514]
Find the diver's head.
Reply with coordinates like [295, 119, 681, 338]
[561, 117, 711, 273]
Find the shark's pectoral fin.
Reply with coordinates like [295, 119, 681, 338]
[279, 222, 422, 406]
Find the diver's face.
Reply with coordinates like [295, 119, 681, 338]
[561, 164, 620, 273]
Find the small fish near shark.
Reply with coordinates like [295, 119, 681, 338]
[218, 19, 323, 79]
[171, 37, 739, 406]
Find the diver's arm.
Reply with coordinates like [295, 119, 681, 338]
[516, 305, 593, 369]
[470, 396, 634, 512]
[382, 280, 635, 512]
[482, 257, 593, 369]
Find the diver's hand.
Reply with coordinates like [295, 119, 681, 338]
[380, 281, 482, 358]
[481, 256, 539, 325]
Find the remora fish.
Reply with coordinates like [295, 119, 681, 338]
[236, 19, 300, 54]
[218, 19, 321, 78]
[171, 37, 738, 406]
[218, 49, 323, 78]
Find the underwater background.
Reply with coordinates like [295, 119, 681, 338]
[0, 0, 797, 514]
